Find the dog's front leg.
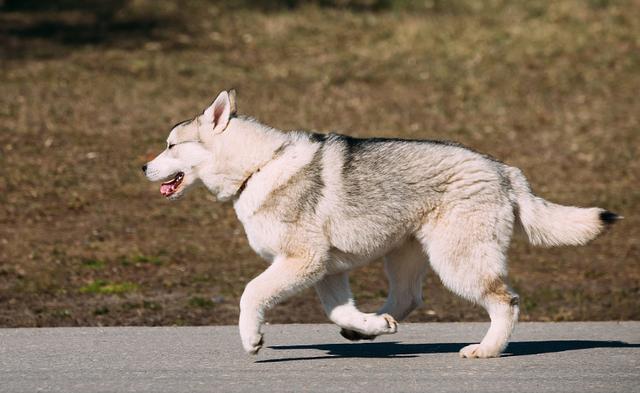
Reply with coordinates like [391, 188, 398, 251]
[315, 272, 398, 340]
[239, 255, 324, 354]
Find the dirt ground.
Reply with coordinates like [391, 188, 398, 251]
[0, 0, 638, 328]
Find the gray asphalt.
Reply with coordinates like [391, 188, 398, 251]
[1, 322, 638, 393]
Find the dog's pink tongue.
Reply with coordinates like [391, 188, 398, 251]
[160, 183, 173, 196]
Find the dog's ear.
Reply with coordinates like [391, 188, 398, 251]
[202, 91, 232, 134]
[228, 89, 237, 116]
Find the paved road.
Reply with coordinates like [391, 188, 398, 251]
[1, 322, 638, 392]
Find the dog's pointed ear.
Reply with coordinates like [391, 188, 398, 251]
[202, 91, 232, 134]
[228, 89, 237, 116]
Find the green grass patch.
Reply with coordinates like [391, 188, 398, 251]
[143, 300, 161, 310]
[191, 274, 211, 283]
[81, 259, 106, 269]
[132, 254, 165, 265]
[80, 280, 139, 295]
[51, 309, 72, 318]
[188, 296, 215, 308]
[121, 254, 166, 266]
[93, 306, 109, 315]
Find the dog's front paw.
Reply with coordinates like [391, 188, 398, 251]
[242, 333, 264, 355]
[459, 343, 501, 359]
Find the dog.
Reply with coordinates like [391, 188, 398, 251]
[143, 90, 618, 358]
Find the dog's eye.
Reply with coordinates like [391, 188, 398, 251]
[168, 143, 176, 150]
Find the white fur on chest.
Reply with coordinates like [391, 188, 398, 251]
[233, 141, 320, 261]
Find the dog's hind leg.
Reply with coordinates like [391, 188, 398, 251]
[340, 238, 427, 341]
[378, 238, 429, 320]
[315, 272, 398, 341]
[337, 238, 428, 341]
[239, 255, 325, 354]
[418, 206, 519, 358]
[459, 277, 519, 358]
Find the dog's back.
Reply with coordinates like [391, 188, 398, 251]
[291, 132, 616, 256]
[287, 133, 510, 257]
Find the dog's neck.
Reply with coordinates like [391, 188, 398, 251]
[236, 140, 290, 196]
[201, 116, 291, 201]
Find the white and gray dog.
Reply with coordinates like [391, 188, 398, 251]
[143, 90, 618, 358]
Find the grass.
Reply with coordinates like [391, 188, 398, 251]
[82, 259, 106, 269]
[188, 296, 215, 309]
[93, 306, 109, 315]
[121, 254, 166, 266]
[79, 280, 139, 295]
[0, 0, 638, 327]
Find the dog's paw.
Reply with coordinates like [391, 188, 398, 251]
[340, 328, 377, 341]
[338, 314, 398, 341]
[365, 313, 398, 335]
[380, 314, 398, 334]
[459, 343, 501, 359]
[242, 333, 264, 355]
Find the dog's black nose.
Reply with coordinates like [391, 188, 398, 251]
[142, 164, 147, 173]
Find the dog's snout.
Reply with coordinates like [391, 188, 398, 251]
[142, 164, 148, 173]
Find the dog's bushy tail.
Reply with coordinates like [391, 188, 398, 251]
[505, 167, 619, 247]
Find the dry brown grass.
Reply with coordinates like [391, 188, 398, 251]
[1, 0, 638, 327]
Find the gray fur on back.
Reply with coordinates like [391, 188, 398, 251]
[291, 132, 512, 258]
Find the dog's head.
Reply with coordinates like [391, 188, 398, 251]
[142, 90, 238, 200]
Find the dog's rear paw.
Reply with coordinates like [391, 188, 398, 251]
[340, 328, 377, 341]
[339, 314, 398, 341]
[459, 343, 501, 359]
[365, 313, 398, 335]
[379, 314, 398, 334]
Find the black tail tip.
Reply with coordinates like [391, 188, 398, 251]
[600, 210, 621, 225]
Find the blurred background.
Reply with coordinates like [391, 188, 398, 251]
[0, 0, 638, 327]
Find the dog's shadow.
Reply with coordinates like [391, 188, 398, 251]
[258, 340, 639, 363]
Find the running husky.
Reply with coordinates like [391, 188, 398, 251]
[143, 90, 618, 358]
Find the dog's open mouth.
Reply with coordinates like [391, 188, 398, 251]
[160, 172, 184, 197]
